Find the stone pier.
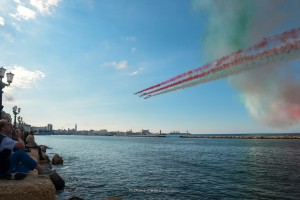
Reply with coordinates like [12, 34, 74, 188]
[0, 149, 56, 200]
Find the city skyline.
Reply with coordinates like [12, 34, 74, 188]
[1, 0, 300, 134]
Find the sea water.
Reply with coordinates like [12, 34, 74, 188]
[35, 135, 300, 200]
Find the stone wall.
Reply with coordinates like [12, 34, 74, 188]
[0, 149, 56, 200]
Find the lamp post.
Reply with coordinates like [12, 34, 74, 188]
[0, 66, 14, 119]
[13, 106, 21, 130]
[18, 116, 23, 129]
[18, 116, 25, 141]
[17, 116, 24, 132]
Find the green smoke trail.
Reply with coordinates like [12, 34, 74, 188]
[192, 0, 255, 59]
[192, 0, 300, 129]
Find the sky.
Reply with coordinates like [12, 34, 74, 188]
[0, 0, 300, 134]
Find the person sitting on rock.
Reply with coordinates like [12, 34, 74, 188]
[26, 131, 38, 147]
[26, 130, 48, 161]
[0, 119, 55, 180]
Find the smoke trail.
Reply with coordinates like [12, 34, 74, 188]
[193, 0, 300, 129]
[144, 41, 300, 98]
[192, 0, 254, 60]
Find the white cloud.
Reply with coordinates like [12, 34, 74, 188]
[130, 71, 138, 76]
[102, 60, 129, 71]
[12, 22, 22, 32]
[4, 65, 45, 90]
[11, 5, 36, 20]
[1, 32, 15, 43]
[131, 47, 136, 54]
[2, 65, 45, 102]
[0, 17, 5, 26]
[130, 67, 143, 76]
[122, 36, 137, 42]
[30, 0, 60, 15]
[2, 0, 60, 26]
[102, 60, 143, 76]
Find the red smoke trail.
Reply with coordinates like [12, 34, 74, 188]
[136, 27, 300, 98]
[151, 43, 300, 98]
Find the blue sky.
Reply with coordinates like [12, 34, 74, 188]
[1, 0, 300, 134]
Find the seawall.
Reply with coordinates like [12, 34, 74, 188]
[180, 135, 300, 139]
[0, 149, 56, 200]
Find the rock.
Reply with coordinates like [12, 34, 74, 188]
[105, 197, 122, 200]
[40, 145, 47, 153]
[68, 197, 84, 200]
[49, 172, 65, 190]
[42, 152, 50, 161]
[39, 159, 52, 169]
[52, 154, 63, 165]
[0, 155, 56, 200]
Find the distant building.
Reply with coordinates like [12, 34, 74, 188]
[99, 129, 108, 134]
[75, 124, 77, 132]
[47, 124, 53, 131]
[141, 129, 150, 135]
[22, 123, 31, 132]
[32, 126, 47, 131]
[32, 124, 52, 134]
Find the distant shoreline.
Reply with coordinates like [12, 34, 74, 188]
[180, 135, 300, 139]
[35, 132, 300, 139]
[125, 135, 166, 137]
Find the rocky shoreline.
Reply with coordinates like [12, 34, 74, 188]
[180, 135, 300, 139]
[0, 147, 65, 200]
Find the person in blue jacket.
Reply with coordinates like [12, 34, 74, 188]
[0, 119, 55, 180]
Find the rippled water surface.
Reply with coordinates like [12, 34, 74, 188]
[35, 135, 300, 200]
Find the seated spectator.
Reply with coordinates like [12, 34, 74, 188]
[26, 131, 47, 161]
[0, 119, 55, 180]
[26, 131, 38, 147]
[23, 131, 29, 144]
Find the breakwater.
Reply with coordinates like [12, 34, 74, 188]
[180, 135, 300, 139]
[0, 149, 56, 200]
[0, 146, 65, 200]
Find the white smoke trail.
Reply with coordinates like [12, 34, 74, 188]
[148, 42, 300, 98]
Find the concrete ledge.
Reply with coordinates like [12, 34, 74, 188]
[0, 149, 56, 200]
[180, 135, 300, 139]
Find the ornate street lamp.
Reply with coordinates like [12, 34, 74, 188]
[0, 66, 14, 119]
[17, 116, 26, 141]
[18, 116, 23, 128]
[12, 106, 21, 130]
